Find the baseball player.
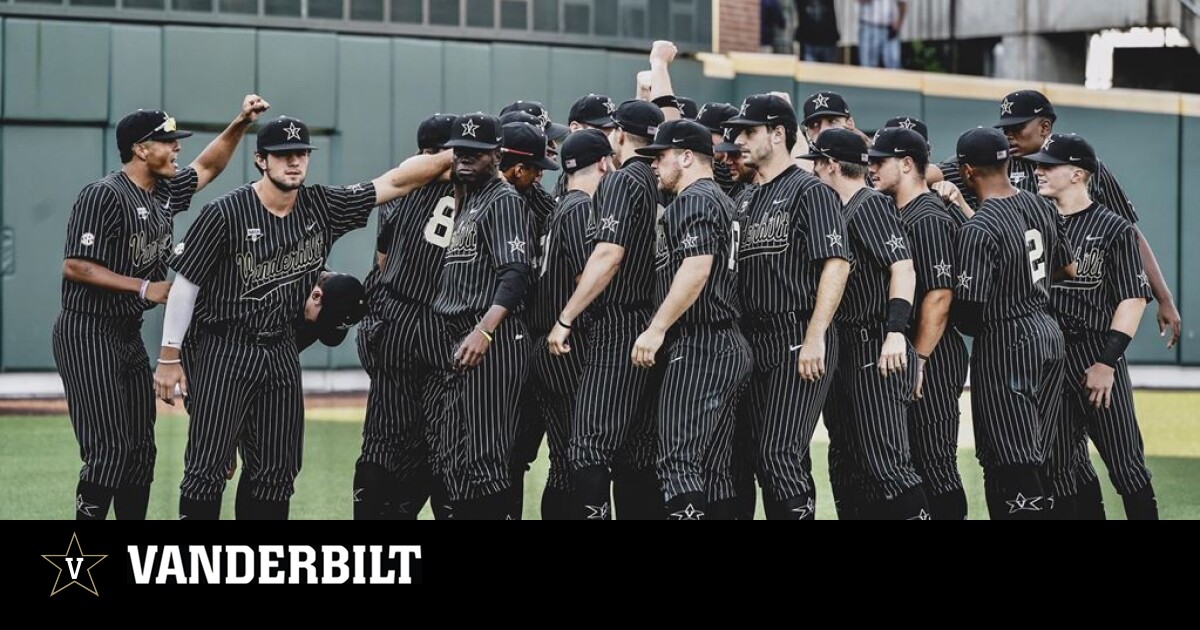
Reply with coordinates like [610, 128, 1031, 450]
[950, 127, 1075, 520]
[546, 99, 666, 520]
[153, 115, 453, 520]
[54, 95, 268, 520]
[498, 120, 561, 518]
[353, 113, 457, 520]
[877, 116, 946, 185]
[634, 119, 752, 520]
[723, 94, 850, 520]
[553, 93, 620, 200]
[524, 130, 612, 519]
[697, 102, 752, 199]
[803, 128, 928, 520]
[938, 90, 1180, 349]
[1025, 134, 1158, 520]
[429, 113, 533, 520]
[869, 127, 970, 520]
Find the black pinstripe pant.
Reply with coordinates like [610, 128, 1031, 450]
[656, 323, 753, 503]
[908, 328, 969, 497]
[970, 314, 1066, 471]
[569, 307, 659, 473]
[522, 333, 588, 491]
[1048, 330, 1152, 498]
[739, 314, 838, 505]
[52, 311, 157, 490]
[434, 314, 530, 501]
[179, 328, 304, 504]
[825, 325, 923, 505]
[356, 299, 446, 485]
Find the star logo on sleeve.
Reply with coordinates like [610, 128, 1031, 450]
[680, 234, 699, 249]
[346, 183, 364, 192]
[812, 93, 831, 110]
[825, 230, 843, 248]
[508, 238, 526, 254]
[957, 272, 972, 290]
[1137, 271, 1150, 287]
[934, 259, 952, 278]
[284, 123, 302, 141]
[461, 119, 480, 138]
[1000, 99, 1014, 116]
[884, 234, 906, 252]
[599, 215, 620, 232]
[585, 502, 611, 520]
[42, 533, 107, 596]
[1005, 493, 1043, 514]
[669, 504, 705, 520]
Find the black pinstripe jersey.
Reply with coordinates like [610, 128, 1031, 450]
[374, 181, 456, 306]
[899, 192, 959, 323]
[521, 183, 557, 274]
[61, 167, 199, 316]
[432, 177, 531, 316]
[939, 156, 1138, 224]
[955, 190, 1073, 322]
[655, 178, 740, 325]
[835, 188, 913, 326]
[170, 181, 377, 332]
[713, 159, 747, 200]
[592, 157, 660, 308]
[1051, 202, 1152, 332]
[529, 190, 593, 335]
[733, 165, 847, 316]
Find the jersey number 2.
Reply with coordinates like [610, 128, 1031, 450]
[1025, 228, 1046, 284]
[423, 196, 456, 248]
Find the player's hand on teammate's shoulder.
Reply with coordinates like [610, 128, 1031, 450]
[143, 281, 172, 305]
[239, 94, 271, 124]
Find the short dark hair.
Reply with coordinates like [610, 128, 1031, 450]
[963, 161, 1007, 178]
[837, 160, 869, 180]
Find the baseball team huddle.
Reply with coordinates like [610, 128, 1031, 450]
[54, 40, 1180, 520]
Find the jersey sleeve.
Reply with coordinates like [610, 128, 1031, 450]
[801, 182, 849, 262]
[376, 202, 398, 255]
[319, 182, 379, 241]
[485, 193, 532, 269]
[1108, 222, 1153, 304]
[169, 204, 228, 286]
[1051, 210, 1074, 273]
[672, 195, 725, 259]
[853, 197, 912, 269]
[164, 166, 200, 216]
[63, 184, 121, 267]
[592, 170, 648, 250]
[562, 197, 594, 276]
[909, 215, 956, 293]
[1091, 161, 1139, 225]
[954, 222, 996, 304]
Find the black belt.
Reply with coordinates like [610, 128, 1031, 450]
[839, 322, 888, 344]
[1062, 329, 1101, 340]
[202, 323, 290, 345]
[675, 320, 737, 334]
[743, 310, 811, 331]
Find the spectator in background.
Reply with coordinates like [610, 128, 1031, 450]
[858, 0, 906, 69]
[794, 0, 840, 63]
[762, 0, 788, 53]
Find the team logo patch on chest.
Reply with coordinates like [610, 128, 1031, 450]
[247, 228, 263, 243]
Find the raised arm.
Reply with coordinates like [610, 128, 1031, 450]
[191, 94, 271, 192]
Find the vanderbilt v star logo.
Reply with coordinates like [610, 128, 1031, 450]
[42, 532, 107, 596]
[247, 228, 263, 243]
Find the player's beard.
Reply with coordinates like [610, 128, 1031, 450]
[267, 171, 305, 192]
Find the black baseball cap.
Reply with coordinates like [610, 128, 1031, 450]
[117, 109, 193, 157]
[636, 119, 714, 157]
[868, 128, 929, 161]
[995, 90, 1057, 128]
[417, 113, 456, 151]
[724, 94, 798, 130]
[257, 116, 318, 154]
[883, 116, 929, 141]
[560, 128, 614, 173]
[568, 94, 618, 128]
[300, 273, 367, 350]
[613, 100, 665, 139]
[499, 111, 542, 127]
[799, 128, 869, 164]
[501, 122, 559, 171]
[677, 97, 699, 120]
[444, 113, 504, 151]
[696, 102, 739, 134]
[802, 91, 852, 126]
[1023, 133, 1098, 173]
[499, 100, 569, 141]
[715, 128, 742, 154]
[956, 127, 1011, 166]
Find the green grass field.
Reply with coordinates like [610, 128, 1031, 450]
[3, 391, 1198, 519]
